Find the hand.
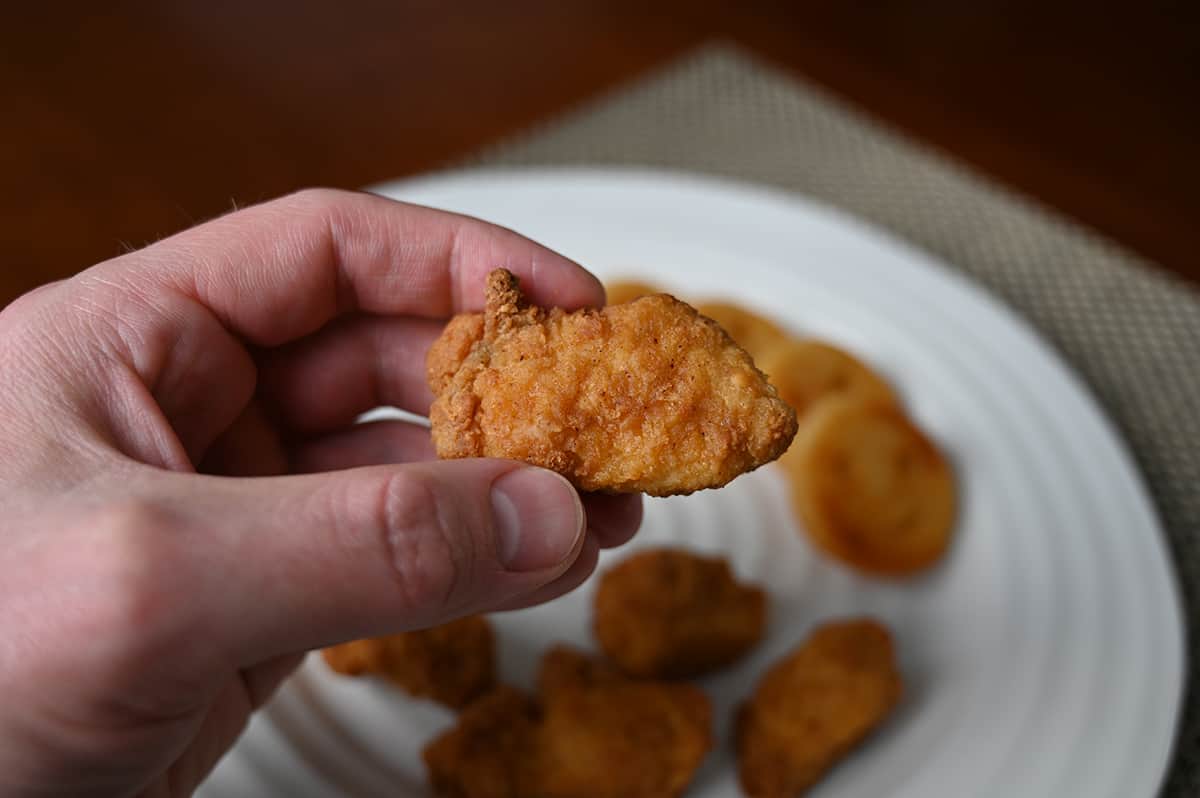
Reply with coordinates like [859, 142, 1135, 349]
[0, 189, 642, 796]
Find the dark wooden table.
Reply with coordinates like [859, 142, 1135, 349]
[3, 1, 1197, 306]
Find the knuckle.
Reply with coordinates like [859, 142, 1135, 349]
[376, 470, 467, 613]
[84, 499, 179, 647]
[46, 497, 211, 723]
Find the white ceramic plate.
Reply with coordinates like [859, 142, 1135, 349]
[199, 169, 1184, 798]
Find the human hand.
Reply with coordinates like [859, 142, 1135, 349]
[0, 189, 642, 796]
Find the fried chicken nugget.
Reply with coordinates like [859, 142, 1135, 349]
[531, 646, 713, 798]
[694, 300, 789, 363]
[537, 643, 627, 696]
[424, 647, 712, 798]
[737, 619, 902, 797]
[594, 548, 767, 679]
[321, 615, 494, 709]
[427, 269, 797, 496]
[423, 686, 540, 798]
[758, 339, 897, 419]
[788, 396, 956, 576]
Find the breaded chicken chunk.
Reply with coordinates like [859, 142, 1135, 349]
[531, 646, 713, 798]
[537, 643, 628, 697]
[423, 646, 712, 798]
[693, 300, 788, 364]
[594, 548, 767, 678]
[423, 686, 540, 798]
[533, 679, 712, 798]
[426, 269, 797, 496]
[321, 615, 494, 710]
[785, 396, 956, 576]
[736, 619, 902, 797]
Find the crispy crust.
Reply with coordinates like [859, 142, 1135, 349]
[736, 619, 902, 797]
[426, 269, 797, 496]
[321, 615, 494, 709]
[787, 396, 956, 576]
[593, 548, 766, 678]
[424, 646, 713, 798]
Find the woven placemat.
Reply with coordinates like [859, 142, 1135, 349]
[465, 45, 1199, 794]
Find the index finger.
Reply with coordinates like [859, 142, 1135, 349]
[101, 188, 604, 347]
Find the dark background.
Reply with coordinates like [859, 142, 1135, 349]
[3, 1, 1198, 305]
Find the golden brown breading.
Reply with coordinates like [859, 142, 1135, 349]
[786, 396, 956, 576]
[537, 643, 627, 697]
[736, 619, 902, 797]
[321, 615, 494, 709]
[594, 548, 767, 679]
[427, 313, 485, 396]
[533, 681, 712, 798]
[426, 269, 797, 496]
[321, 636, 385, 676]
[423, 686, 540, 798]
[693, 300, 789, 364]
[530, 647, 713, 798]
[424, 647, 713, 798]
[758, 339, 897, 420]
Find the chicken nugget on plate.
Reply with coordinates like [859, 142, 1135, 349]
[786, 396, 956, 576]
[321, 615, 494, 709]
[594, 548, 767, 678]
[757, 338, 896, 420]
[423, 686, 539, 798]
[736, 618, 902, 797]
[693, 300, 789, 363]
[537, 643, 627, 697]
[424, 646, 712, 798]
[531, 646, 713, 798]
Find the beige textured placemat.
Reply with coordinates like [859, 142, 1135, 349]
[464, 45, 1199, 795]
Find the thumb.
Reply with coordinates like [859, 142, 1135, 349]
[172, 459, 587, 664]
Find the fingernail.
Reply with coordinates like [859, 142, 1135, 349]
[490, 468, 584, 571]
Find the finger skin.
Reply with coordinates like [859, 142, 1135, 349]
[258, 314, 444, 433]
[289, 430, 643, 546]
[582, 493, 643, 549]
[491, 535, 602, 612]
[168, 460, 587, 664]
[101, 188, 605, 347]
[288, 420, 437, 473]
